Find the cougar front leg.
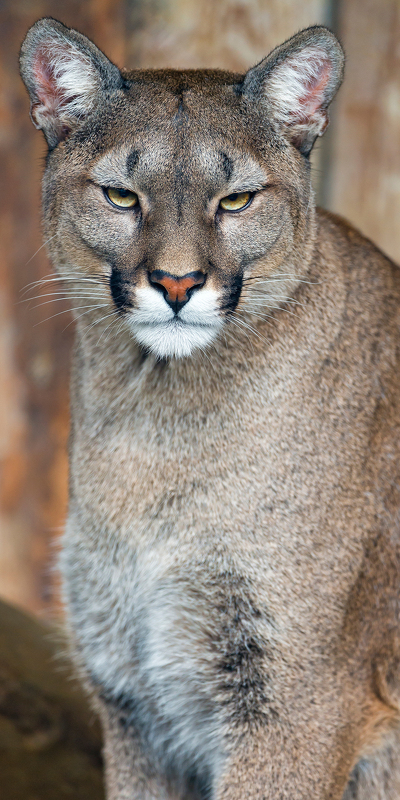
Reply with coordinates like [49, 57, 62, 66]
[97, 698, 169, 800]
[212, 671, 397, 800]
[214, 728, 353, 800]
[342, 725, 400, 800]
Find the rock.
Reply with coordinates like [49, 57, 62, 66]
[0, 599, 104, 799]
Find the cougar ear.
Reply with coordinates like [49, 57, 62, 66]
[20, 18, 123, 148]
[242, 26, 344, 156]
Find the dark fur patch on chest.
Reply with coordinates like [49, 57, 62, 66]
[213, 576, 278, 727]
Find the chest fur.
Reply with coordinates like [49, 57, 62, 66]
[65, 298, 382, 661]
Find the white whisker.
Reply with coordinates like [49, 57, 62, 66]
[21, 275, 108, 297]
[229, 313, 266, 344]
[244, 292, 304, 306]
[85, 310, 119, 335]
[243, 298, 298, 315]
[25, 235, 57, 265]
[95, 314, 121, 346]
[23, 294, 107, 307]
[33, 304, 109, 326]
[245, 276, 320, 286]
[61, 309, 103, 333]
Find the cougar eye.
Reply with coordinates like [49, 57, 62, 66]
[219, 192, 252, 212]
[104, 187, 139, 209]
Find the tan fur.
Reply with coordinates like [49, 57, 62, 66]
[20, 18, 400, 800]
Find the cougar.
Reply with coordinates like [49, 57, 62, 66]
[20, 17, 400, 800]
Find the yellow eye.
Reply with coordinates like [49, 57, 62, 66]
[105, 187, 139, 209]
[219, 192, 252, 212]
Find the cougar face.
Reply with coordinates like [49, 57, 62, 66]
[29, 53, 322, 358]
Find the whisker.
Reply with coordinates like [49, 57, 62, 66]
[229, 313, 267, 343]
[244, 276, 321, 286]
[224, 317, 258, 357]
[195, 341, 213, 368]
[246, 304, 297, 318]
[25, 276, 108, 288]
[225, 316, 252, 342]
[243, 291, 304, 303]
[22, 292, 106, 305]
[24, 282, 107, 291]
[237, 305, 277, 322]
[95, 313, 121, 346]
[246, 298, 305, 310]
[21, 276, 109, 298]
[243, 273, 295, 282]
[108, 317, 127, 346]
[243, 271, 321, 281]
[242, 296, 301, 313]
[25, 290, 106, 300]
[26, 298, 108, 312]
[85, 310, 119, 335]
[61, 309, 103, 334]
[33, 304, 109, 326]
[25, 235, 57, 266]
[248, 289, 303, 298]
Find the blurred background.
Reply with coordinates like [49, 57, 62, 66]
[1, 0, 400, 618]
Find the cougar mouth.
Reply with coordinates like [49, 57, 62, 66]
[126, 284, 223, 358]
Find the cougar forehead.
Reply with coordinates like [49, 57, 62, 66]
[75, 70, 282, 180]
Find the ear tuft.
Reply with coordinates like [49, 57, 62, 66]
[243, 27, 344, 156]
[20, 18, 122, 148]
[28, 39, 98, 136]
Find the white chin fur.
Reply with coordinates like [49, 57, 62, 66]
[130, 320, 221, 359]
[128, 285, 223, 358]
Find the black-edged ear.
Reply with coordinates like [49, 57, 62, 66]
[20, 18, 123, 148]
[242, 26, 344, 156]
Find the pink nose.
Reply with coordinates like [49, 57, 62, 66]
[149, 270, 206, 309]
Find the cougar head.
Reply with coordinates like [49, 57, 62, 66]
[20, 19, 344, 359]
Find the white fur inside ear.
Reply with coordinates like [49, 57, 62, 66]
[266, 47, 332, 138]
[32, 38, 98, 126]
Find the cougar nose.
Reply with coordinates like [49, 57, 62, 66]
[149, 270, 206, 313]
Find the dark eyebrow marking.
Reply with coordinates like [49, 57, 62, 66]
[220, 152, 233, 181]
[126, 150, 140, 176]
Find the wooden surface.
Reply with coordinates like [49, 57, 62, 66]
[126, 0, 327, 69]
[328, 0, 400, 263]
[1, 0, 400, 616]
